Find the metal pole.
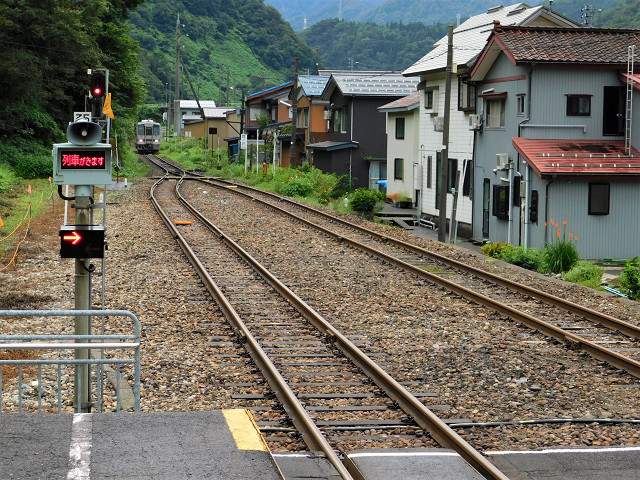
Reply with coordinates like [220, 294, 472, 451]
[74, 185, 92, 412]
[438, 25, 453, 242]
[174, 14, 181, 137]
[449, 170, 461, 244]
[290, 58, 299, 168]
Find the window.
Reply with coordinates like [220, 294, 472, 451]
[566, 95, 591, 116]
[424, 87, 438, 111]
[492, 185, 510, 220]
[462, 160, 472, 197]
[516, 94, 525, 116]
[530, 190, 538, 224]
[435, 153, 458, 210]
[297, 108, 309, 128]
[458, 78, 476, 112]
[394, 158, 403, 180]
[333, 107, 347, 133]
[395, 117, 405, 139]
[426, 155, 432, 189]
[425, 91, 434, 109]
[485, 98, 505, 128]
[589, 182, 610, 215]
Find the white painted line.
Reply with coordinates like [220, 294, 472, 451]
[487, 446, 640, 456]
[348, 451, 460, 458]
[67, 413, 92, 480]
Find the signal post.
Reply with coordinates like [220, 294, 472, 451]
[53, 114, 112, 412]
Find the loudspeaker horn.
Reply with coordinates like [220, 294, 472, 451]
[66, 119, 103, 145]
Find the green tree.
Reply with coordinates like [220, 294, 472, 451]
[0, 0, 145, 154]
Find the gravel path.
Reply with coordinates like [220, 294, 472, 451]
[1, 178, 639, 452]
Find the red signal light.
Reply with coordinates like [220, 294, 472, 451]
[89, 71, 106, 100]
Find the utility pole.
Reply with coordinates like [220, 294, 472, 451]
[289, 58, 299, 168]
[438, 25, 453, 242]
[174, 14, 181, 136]
[226, 66, 231, 106]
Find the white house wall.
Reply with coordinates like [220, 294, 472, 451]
[386, 110, 420, 200]
[418, 72, 474, 230]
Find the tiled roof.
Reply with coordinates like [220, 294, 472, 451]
[403, 3, 577, 76]
[494, 25, 640, 64]
[512, 138, 640, 178]
[331, 73, 418, 96]
[378, 91, 421, 112]
[246, 82, 293, 100]
[298, 76, 330, 97]
[179, 100, 217, 109]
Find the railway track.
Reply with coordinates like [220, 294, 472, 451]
[146, 157, 508, 480]
[175, 172, 640, 379]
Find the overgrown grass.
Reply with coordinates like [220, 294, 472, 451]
[620, 256, 640, 300]
[0, 179, 57, 256]
[117, 146, 151, 179]
[159, 138, 352, 208]
[562, 261, 604, 289]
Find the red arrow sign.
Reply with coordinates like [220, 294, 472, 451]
[62, 231, 82, 245]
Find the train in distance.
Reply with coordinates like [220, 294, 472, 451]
[136, 119, 161, 153]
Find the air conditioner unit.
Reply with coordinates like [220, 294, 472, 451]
[468, 114, 482, 130]
[496, 153, 509, 169]
[433, 117, 444, 132]
[323, 110, 331, 120]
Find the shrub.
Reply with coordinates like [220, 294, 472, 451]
[0, 163, 16, 193]
[481, 242, 511, 258]
[280, 175, 314, 197]
[348, 188, 383, 218]
[13, 154, 52, 179]
[562, 261, 604, 289]
[543, 220, 579, 274]
[499, 245, 545, 271]
[619, 256, 640, 300]
[544, 240, 579, 274]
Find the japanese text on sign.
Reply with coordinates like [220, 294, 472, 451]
[61, 153, 106, 169]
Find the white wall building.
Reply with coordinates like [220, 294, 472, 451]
[401, 3, 577, 237]
[378, 91, 420, 200]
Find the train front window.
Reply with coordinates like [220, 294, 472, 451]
[153, 124, 160, 135]
[137, 124, 144, 135]
[145, 126, 153, 135]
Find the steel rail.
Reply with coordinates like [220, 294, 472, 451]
[188, 177, 640, 379]
[209, 179, 640, 339]
[151, 176, 356, 480]
[173, 178, 508, 480]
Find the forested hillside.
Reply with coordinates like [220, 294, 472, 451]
[127, 0, 318, 104]
[598, 0, 640, 27]
[300, 19, 448, 72]
[0, 0, 146, 177]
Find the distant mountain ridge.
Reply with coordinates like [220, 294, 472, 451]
[265, 0, 494, 29]
[265, 0, 624, 29]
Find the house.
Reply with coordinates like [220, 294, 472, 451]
[307, 72, 418, 189]
[172, 100, 218, 136]
[468, 24, 640, 260]
[378, 91, 421, 198]
[282, 75, 331, 168]
[401, 3, 578, 237]
[182, 108, 238, 152]
[226, 82, 293, 167]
